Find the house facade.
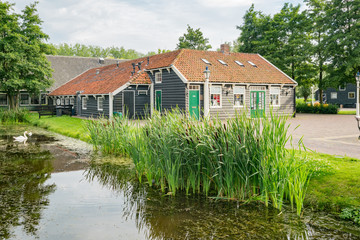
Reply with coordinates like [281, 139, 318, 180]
[0, 56, 124, 110]
[49, 45, 297, 119]
[316, 83, 357, 108]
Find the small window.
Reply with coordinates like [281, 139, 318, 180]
[331, 92, 337, 99]
[235, 60, 245, 67]
[233, 86, 245, 107]
[40, 94, 47, 105]
[20, 93, 30, 106]
[248, 61, 257, 67]
[339, 85, 346, 91]
[82, 97, 87, 110]
[201, 58, 210, 64]
[60, 98, 64, 105]
[138, 90, 148, 95]
[70, 97, 75, 105]
[270, 87, 280, 106]
[0, 94, 7, 106]
[98, 97, 104, 111]
[30, 94, 40, 105]
[53, 98, 56, 106]
[348, 92, 355, 99]
[218, 60, 227, 66]
[155, 72, 162, 83]
[210, 86, 222, 108]
[65, 97, 70, 105]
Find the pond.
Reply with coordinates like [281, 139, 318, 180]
[1, 125, 360, 239]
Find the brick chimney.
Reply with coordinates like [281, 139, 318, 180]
[220, 44, 230, 55]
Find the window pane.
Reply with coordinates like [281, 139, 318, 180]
[70, 97, 74, 105]
[234, 94, 244, 107]
[349, 92, 355, 99]
[31, 94, 40, 105]
[270, 87, 280, 94]
[20, 94, 30, 105]
[270, 94, 279, 106]
[233, 86, 245, 94]
[210, 86, 221, 94]
[40, 94, 47, 105]
[331, 92, 337, 99]
[65, 98, 70, 105]
[0, 94, 7, 105]
[211, 94, 221, 106]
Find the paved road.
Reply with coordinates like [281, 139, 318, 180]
[287, 114, 360, 159]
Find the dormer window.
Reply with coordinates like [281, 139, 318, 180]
[155, 72, 162, 83]
[235, 60, 245, 67]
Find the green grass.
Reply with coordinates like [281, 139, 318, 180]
[338, 110, 356, 115]
[304, 151, 360, 212]
[28, 112, 90, 141]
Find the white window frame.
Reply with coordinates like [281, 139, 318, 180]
[270, 87, 280, 107]
[339, 85, 346, 91]
[40, 94, 48, 105]
[30, 94, 40, 105]
[210, 85, 222, 108]
[60, 98, 64, 105]
[70, 97, 75, 105]
[82, 97, 88, 110]
[330, 92, 338, 99]
[233, 86, 245, 108]
[138, 90, 148, 95]
[155, 72, 162, 84]
[20, 93, 30, 106]
[0, 93, 8, 106]
[65, 97, 70, 105]
[348, 92, 355, 99]
[97, 96, 104, 111]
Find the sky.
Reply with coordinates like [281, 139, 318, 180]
[10, 0, 303, 54]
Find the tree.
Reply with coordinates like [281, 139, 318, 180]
[324, 0, 360, 86]
[176, 25, 212, 50]
[0, 1, 53, 109]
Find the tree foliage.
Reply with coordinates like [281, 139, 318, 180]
[177, 25, 212, 50]
[51, 43, 145, 59]
[0, 1, 53, 109]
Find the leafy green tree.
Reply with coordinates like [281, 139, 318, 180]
[0, 1, 53, 109]
[324, 0, 360, 85]
[176, 25, 212, 50]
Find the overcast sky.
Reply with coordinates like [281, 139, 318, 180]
[10, 0, 303, 54]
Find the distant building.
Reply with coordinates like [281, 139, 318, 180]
[316, 83, 356, 108]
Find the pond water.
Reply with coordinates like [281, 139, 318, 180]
[1, 125, 360, 240]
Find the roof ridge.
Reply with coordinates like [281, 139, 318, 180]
[171, 49, 185, 66]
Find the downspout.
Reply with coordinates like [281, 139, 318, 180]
[150, 82, 154, 117]
[109, 92, 113, 119]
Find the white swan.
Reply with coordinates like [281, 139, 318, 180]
[13, 131, 31, 143]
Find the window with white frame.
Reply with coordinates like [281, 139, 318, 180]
[270, 87, 280, 106]
[40, 94, 47, 105]
[210, 86, 222, 107]
[65, 97, 70, 105]
[339, 85, 346, 91]
[0, 94, 7, 106]
[82, 97, 87, 110]
[348, 92, 355, 99]
[60, 98, 64, 105]
[155, 72, 162, 83]
[331, 92, 337, 99]
[20, 93, 30, 105]
[30, 94, 40, 105]
[98, 97, 104, 111]
[233, 86, 245, 107]
[70, 97, 75, 105]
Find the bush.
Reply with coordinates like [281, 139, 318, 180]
[340, 207, 360, 225]
[296, 103, 338, 114]
[0, 108, 30, 123]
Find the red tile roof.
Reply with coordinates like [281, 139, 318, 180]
[49, 49, 295, 96]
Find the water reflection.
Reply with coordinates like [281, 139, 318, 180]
[85, 163, 360, 240]
[0, 144, 55, 239]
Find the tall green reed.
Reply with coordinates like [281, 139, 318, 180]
[0, 108, 30, 123]
[85, 108, 313, 215]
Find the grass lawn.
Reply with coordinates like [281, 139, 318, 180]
[338, 110, 356, 115]
[26, 113, 360, 213]
[28, 112, 90, 142]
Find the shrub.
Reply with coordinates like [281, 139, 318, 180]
[296, 103, 338, 114]
[340, 207, 360, 225]
[0, 108, 30, 123]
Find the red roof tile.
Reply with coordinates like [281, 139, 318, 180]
[49, 49, 295, 96]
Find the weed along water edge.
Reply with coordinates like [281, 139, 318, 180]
[1, 125, 360, 239]
[86, 109, 321, 215]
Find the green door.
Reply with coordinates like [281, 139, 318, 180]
[250, 91, 265, 118]
[155, 90, 162, 112]
[189, 89, 200, 120]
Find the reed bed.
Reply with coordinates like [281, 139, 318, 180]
[0, 108, 30, 123]
[85, 109, 312, 215]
